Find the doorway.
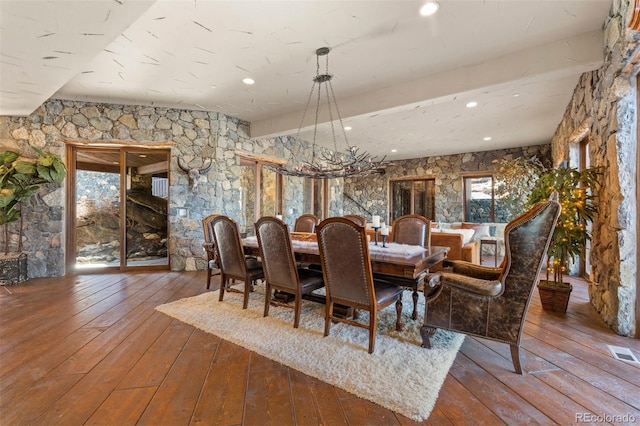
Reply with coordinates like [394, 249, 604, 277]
[66, 145, 170, 272]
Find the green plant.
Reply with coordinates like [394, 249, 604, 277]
[0, 147, 66, 254]
[527, 165, 599, 285]
[493, 155, 547, 221]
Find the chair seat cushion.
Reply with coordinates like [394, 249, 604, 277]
[373, 280, 404, 304]
[440, 272, 503, 297]
[245, 258, 264, 280]
[297, 268, 325, 293]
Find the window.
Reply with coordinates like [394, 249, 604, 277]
[464, 175, 496, 222]
[390, 178, 435, 223]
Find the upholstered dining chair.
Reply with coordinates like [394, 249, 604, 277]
[388, 214, 432, 319]
[343, 214, 366, 227]
[202, 214, 221, 290]
[294, 214, 319, 233]
[255, 216, 325, 328]
[392, 214, 431, 248]
[316, 217, 404, 354]
[211, 215, 264, 309]
[421, 194, 561, 373]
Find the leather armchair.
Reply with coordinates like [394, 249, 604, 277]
[421, 195, 561, 373]
[294, 214, 319, 233]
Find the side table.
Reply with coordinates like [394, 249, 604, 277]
[480, 237, 499, 267]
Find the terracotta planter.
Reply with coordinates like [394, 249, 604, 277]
[537, 280, 572, 313]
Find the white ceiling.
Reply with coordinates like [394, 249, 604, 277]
[1, 0, 611, 161]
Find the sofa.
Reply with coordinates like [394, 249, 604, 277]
[430, 231, 479, 270]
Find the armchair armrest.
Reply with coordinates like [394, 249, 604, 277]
[443, 260, 502, 280]
[439, 272, 503, 297]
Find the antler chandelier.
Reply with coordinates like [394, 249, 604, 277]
[270, 47, 389, 179]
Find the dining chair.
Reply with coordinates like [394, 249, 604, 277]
[294, 214, 319, 233]
[422, 194, 561, 373]
[392, 214, 431, 248]
[255, 216, 325, 328]
[388, 214, 432, 319]
[316, 217, 404, 354]
[343, 214, 366, 226]
[211, 215, 264, 309]
[202, 214, 221, 289]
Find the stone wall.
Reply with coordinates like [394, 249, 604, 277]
[344, 145, 552, 224]
[0, 100, 323, 276]
[551, 0, 638, 336]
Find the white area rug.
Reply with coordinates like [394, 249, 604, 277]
[156, 284, 464, 421]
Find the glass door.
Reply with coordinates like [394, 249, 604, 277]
[67, 146, 169, 271]
[124, 151, 169, 267]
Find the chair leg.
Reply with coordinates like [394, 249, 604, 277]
[219, 275, 226, 301]
[395, 297, 403, 331]
[368, 314, 377, 354]
[324, 302, 333, 337]
[242, 279, 251, 309]
[264, 283, 271, 318]
[293, 295, 302, 329]
[411, 289, 419, 320]
[510, 344, 523, 374]
[206, 269, 212, 290]
[420, 325, 436, 348]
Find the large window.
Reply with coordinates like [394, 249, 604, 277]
[390, 178, 435, 223]
[463, 175, 495, 222]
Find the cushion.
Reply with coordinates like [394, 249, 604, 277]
[439, 228, 475, 245]
[462, 223, 491, 241]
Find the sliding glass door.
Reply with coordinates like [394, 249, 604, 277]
[67, 146, 170, 271]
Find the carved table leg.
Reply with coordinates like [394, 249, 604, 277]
[395, 298, 403, 331]
[411, 289, 419, 320]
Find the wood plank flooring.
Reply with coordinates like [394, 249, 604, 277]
[1, 270, 638, 425]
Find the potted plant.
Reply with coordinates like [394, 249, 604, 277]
[0, 147, 66, 284]
[527, 164, 599, 313]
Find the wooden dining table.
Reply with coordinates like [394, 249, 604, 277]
[243, 232, 449, 320]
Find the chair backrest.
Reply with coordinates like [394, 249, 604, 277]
[316, 217, 374, 307]
[343, 214, 366, 227]
[211, 215, 247, 278]
[501, 195, 561, 297]
[294, 214, 319, 233]
[202, 214, 220, 245]
[255, 216, 299, 291]
[392, 214, 431, 247]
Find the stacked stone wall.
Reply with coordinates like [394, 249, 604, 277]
[551, 0, 638, 336]
[343, 145, 552, 224]
[0, 100, 322, 276]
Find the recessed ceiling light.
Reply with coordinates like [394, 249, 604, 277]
[466, 101, 478, 108]
[344, 126, 352, 131]
[419, 1, 440, 16]
[139, 154, 147, 157]
[242, 78, 255, 85]
[391, 149, 398, 153]
[483, 137, 492, 141]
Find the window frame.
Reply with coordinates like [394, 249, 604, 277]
[462, 172, 496, 223]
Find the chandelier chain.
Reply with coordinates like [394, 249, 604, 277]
[268, 46, 390, 179]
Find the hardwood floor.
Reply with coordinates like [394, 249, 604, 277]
[1, 270, 638, 425]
